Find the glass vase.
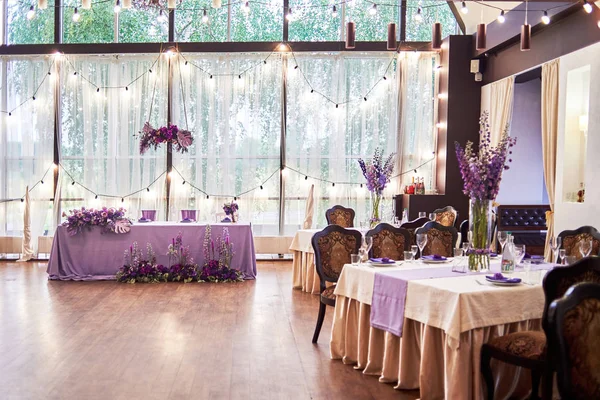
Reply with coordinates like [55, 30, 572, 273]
[468, 198, 493, 272]
[370, 193, 381, 228]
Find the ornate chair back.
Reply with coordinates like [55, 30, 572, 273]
[400, 217, 430, 246]
[366, 223, 411, 260]
[545, 281, 600, 400]
[311, 225, 362, 287]
[325, 205, 355, 228]
[557, 226, 600, 261]
[414, 221, 458, 258]
[432, 206, 458, 227]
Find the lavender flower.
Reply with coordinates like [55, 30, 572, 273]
[358, 148, 396, 196]
[137, 122, 193, 155]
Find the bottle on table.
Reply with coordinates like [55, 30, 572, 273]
[501, 233, 515, 274]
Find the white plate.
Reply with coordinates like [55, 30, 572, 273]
[421, 258, 451, 264]
[369, 262, 398, 267]
[485, 277, 522, 286]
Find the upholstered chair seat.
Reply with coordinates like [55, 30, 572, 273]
[486, 331, 546, 361]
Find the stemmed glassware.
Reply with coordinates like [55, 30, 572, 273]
[410, 245, 418, 260]
[429, 213, 436, 222]
[579, 238, 593, 258]
[363, 236, 373, 258]
[558, 249, 566, 265]
[513, 244, 526, 267]
[497, 231, 508, 253]
[416, 233, 428, 260]
[549, 237, 562, 264]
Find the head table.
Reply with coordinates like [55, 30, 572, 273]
[47, 222, 257, 280]
[330, 259, 553, 400]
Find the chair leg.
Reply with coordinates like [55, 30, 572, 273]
[312, 302, 327, 343]
[530, 369, 541, 400]
[480, 346, 495, 400]
[541, 368, 553, 400]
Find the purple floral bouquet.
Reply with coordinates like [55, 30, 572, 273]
[455, 111, 516, 271]
[138, 122, 193, 155]
[167, 232, 198, 283]
[117, 242, 167, 283]
[223, 202, 239, 222]
[62, 207, 131, 236]
[201, 225, 243, 282]
[358, 148, 396, 227]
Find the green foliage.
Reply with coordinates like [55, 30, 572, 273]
[8, 0, 55, 44]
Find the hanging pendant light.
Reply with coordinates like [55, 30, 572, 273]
[122, 0, 131, 8]
[387, 23, 397, 50]
[521, 1, 531, 51]
[432, 22, 442, 50]
[82, 0, 91, 9]
[168, 0, 176, 9]
[346, 22, 356, 49]
[212, 0, 222, 8]
[476, 24, 486, 50]
[37, 0, 47, 10]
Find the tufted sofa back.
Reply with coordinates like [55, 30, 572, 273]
[497, 205, 551, 231]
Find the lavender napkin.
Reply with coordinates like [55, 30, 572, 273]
[369, 257, 395, 264]
[422, 254, 447, 261]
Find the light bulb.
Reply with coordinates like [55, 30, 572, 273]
[332, 5, 338, 17]
[497, 10, 505, 23]
[72, 7, 80, 22]
[414, 7, 423, 22]
[461, 1, 468, 14]
[286, 8, 293, 21]
[27, 5, 35, 20]
[202, 8, 208, 22]
[583, 0, 593, 13]
[243, 1, 249, 13]
[113, 0, 121, 13]
[158, 9, 168, 23]
[369, 3, 377, 15]
[541, 11, 550, 25]
[278, 43, 288, 51]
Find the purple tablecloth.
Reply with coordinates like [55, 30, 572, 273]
[47, 223, 257, 280]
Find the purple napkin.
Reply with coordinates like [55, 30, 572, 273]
[422, 254, 447, 261]
[369, 257, 395, 264]
[490, 253, 498, 257]
[486, 273, 521, 283]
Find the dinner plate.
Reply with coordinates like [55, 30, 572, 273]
[421, 258, 451, 264]
[485, 276, 522, 286]
[369, 261, 398, 267]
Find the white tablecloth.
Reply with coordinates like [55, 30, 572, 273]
[331, 260, 550, 399]
[289, 229, 320, 294]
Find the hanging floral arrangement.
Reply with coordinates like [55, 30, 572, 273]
[137, 122, 193, 155]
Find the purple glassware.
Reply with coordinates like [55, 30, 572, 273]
[181, 210, 196, 222]
[141, 210, 156, 221]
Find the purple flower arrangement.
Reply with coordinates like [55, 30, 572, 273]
[201, 225, 242, 282]
[358, 148, 396, 227]
[117, 242, 167, 283]
[62, 207, 131, 236]
[137, 122, 193, 155]
[223, 202, 239, 222]
[167, 232, 198, 283]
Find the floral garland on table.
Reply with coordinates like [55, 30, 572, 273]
[358, 148, 396, 228]
[62, 207, 131, 236]
[137, 122, 193, 155]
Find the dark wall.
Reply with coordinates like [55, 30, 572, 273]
[480, 6, 600, 84]
[402, 35, 481, 224]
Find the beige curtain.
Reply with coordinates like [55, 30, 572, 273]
[541, 59, 560, 261]
[302, 184, 315, 229]
[489, 76, 515, 145]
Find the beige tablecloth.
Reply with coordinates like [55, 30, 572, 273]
[331, 261, 548, 399]
[290, 229, 320, 294]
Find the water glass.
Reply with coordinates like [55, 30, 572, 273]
[404, 251, 414, 261]
[410, 245, 418, 260]
[564, 255, 577, 265]
[351, 254, 360, 265]
[580, 239, 593, 258]
[418, 212, 426, 218]
[454, 248, 464, 258]
[513, 244, 526, 266]
[429, 213, 436, 221]
[523, 259, 533, 284]
[497, 231, 508, 252]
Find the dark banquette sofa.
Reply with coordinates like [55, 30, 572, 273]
[496, 205, 550, 256]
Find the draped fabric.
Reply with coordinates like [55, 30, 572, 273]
[57, 54, 168, 221]
[18, 186, 34, 261]
[541, 59, 560, 261]
[302, 184, 315, 229]
[489, 75, 515, 145]
[0, 56, 55, 254]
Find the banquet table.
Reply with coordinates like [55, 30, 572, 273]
[47, 222, 257, 280]
[289, 229, 320, 294]
[330, 259, 553, 400]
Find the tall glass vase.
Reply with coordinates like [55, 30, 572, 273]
[468, 198, 493, 271]
[370, 193, 381, 228]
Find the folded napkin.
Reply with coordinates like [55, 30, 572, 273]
[369, 257, 395, 264]
[181, 218, 195, 223]
[486, 273, 521, 283]
[138, 218, 151, 223]
[490, 253, 498, 257]
[422, 254, 447, 261]
[221, 217, 232, 223]
[524, 253, 544, 260]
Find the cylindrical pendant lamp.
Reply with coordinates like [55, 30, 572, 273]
[431, 22, 442, 50]
[82, 0, 91, 9]
[123, 0, 132, 8]
[168, 0, 176, 9]
[520, 24, 531, 51]
[476, 23, 486, 50]
[38, 0, 47, 10]
[387, 23, 397, 50]
[346, 22, 356, 49]
[212, 0, 222, 8]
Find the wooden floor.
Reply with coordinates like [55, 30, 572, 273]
[0, 261, 419, 400]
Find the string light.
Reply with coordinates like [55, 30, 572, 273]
[202, 8, 208, 23]
[583, 0, 593, 13]
[32, 96, 36, 101]
[27, 5, 35, 20]
[332, 5, 338, 17]
[243, 1, 250, 13]
[497, 10, 505, 23]
[114, 0, 121, 13]
[461, 1, 468, 14]
[95, 194, 98, 199]
[72, 7, 80, 22]
[369, 3, 377, 15]
[541, 11, 550, 24]
[286, 8, 293, 21]
[414, 7, 423, 22]
[158, 9, 168, 23]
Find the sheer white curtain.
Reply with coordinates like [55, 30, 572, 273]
[170, 53, 282, 234]
[397, 52, 440, 191]
[0, 56, 55, 253]
[57, 54, 168, 221]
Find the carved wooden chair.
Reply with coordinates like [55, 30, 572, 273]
[366, 223, 411, 260]
[432, 205, 458, 227]
[545, 282, 600, 400]
[325, 205, 355, 228]
[480, 257, 600, 400]
[311, 225, 362, 343]
[557, 226, 600, 261]
[414, 221, 458, 258]
[400, 217, 430, 246]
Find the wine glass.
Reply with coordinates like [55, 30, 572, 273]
[358, 248, 367, 263]
[418, 212, 426, 219]
[416, 233, 428, 259]
[393, 216, 400, 227]
[549, 236, 562, 264]
[462, 241, 470, 255]
[559, 249, 566, 265]
[429, 213, 436, 221]
[497, 231, 508, 253]
[363, 236, 373, 256]
[410, 245, 418, 260]
[513, 244, 526, 267]
[579, 239, 593, 258]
